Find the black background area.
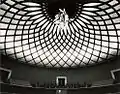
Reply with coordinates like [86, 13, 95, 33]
[47, 0, 77, 18]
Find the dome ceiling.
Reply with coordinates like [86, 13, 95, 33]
[0, 0, 120, 68]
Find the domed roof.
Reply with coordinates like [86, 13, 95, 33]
[0, 0, 120, 68]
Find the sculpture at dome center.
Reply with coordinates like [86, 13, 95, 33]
[54, 8, 69, 32]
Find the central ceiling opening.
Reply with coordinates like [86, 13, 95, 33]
[47, 0, 77, 19]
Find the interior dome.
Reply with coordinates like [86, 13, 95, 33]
[0, 0, 120, 68]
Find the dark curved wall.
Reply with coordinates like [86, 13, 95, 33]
[1, 54, 120, 84]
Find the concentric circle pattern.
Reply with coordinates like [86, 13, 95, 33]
[0, 0, 120, 68]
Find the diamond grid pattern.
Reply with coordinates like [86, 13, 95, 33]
[0, 0, 120, 68]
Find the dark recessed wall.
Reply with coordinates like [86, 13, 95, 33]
[1, 54, 120, 84]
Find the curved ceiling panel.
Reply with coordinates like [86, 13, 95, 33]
[0, 0, 120, 68]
